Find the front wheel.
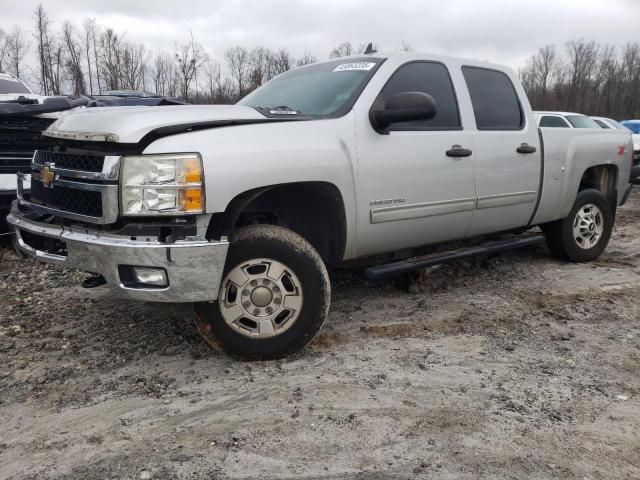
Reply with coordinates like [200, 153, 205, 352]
[543, 188, 614, 262]
[194, 224, 330, 360]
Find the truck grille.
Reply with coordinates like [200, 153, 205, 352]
[30, 180, 103, 217]
[25, 148, 120, 223]
[33, 150, 105, 172]
[0, 116, 58, 174]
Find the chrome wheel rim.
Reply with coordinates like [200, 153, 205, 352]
[573, 203, 604, 250]
[218, 258, 303, 338]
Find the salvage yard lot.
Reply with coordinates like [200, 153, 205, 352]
[1, 194, 639, 480]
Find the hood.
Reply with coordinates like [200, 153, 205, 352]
[45, 104, 267, 144]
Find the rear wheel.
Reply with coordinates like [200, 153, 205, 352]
[543, 188, 614, 262]
[194, 224, 330, 360]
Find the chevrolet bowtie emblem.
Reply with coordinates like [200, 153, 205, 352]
[40, 163, 56, 188]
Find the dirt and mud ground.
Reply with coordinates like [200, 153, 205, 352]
[1, 193, 639, 480]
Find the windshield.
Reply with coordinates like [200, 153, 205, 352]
[238, 57, 384, 117]
[0, 78, 31, 94]
[566, 115, 600, 128]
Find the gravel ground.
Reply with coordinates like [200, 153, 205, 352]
[1, 193, 639, 480]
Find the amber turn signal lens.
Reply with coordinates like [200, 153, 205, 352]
[180, 188, 204, 213]
[183, 158, 202, 184]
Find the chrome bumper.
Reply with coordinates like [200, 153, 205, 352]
[7, 205, 229, 303]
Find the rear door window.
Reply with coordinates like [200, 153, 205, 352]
[462, 66, 523, 130]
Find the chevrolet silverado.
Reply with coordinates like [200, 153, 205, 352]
[7, 52, 633, 359]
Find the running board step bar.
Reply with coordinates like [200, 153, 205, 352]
[364, 234, 545, 281]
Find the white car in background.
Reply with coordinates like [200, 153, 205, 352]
[534, 111, 601, 129]
[591, 116, 628, 131]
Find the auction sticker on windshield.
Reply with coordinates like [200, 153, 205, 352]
[333, 62, 377, 72]
[269, 109, 299, 115]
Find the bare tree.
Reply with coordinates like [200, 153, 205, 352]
[329, 42, 354, 58]
[225, 45, 250, 98]
[620, 43, 640, 118]
[91, 23, 101, 93]
[593, 44, 618, 115]
[0, 29, 8, 72]
[151, 52, 176, 96]
[534, 45, 557, 102]
[32, 4, 63, 95]
[82, 18, 97, 94]
[175, 37, 205, 101]
[296, 50, 316, 67]
[248, 46, 270, 89]
[33, 5, 50, 92]
[202, 57, 232, 103]
[7, 26, 29, 78]
[121, 43, 147, 90]
[520, 45, 557, 110]
[565, 39, 599, 111]
[62, 21, 86, 94]
[270, 48, 292, 77]
[99, 28, 123, 90]
[203, 57, 220, 98]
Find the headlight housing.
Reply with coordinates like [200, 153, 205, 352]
[120, 153, 204, 216]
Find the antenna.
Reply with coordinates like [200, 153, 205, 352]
[364, 43, 377, 55]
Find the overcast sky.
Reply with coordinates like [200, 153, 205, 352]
[2, 0, 639, 71]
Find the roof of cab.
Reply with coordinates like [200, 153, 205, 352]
[307, 51, 516, 74]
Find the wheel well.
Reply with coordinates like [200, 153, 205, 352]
[579, 164, 618, 207]
[208, 182, 347, 264]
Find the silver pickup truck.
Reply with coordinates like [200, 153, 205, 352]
[7, 52, 633, 359]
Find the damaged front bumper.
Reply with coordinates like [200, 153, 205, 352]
[7, 202, 229, 303]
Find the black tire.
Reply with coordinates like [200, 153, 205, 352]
[194, 224, 330, 360]
[542, 188, 614, 262]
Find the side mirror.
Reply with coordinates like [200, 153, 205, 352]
[370, 92, 437, 133]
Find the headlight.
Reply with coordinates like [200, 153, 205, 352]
[120, 153, 204, 216]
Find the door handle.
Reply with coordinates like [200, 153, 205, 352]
[516, 143, 537, 154]
[446, 145, 473, 158]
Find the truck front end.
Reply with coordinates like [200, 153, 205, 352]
[7, 136, 228, 302]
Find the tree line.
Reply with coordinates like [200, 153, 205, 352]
[520, 40, 640, 120]
[3, 5, 639, 119]
[0, 5, 396, 104]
